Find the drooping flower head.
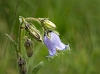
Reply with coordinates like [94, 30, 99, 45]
[44, 31, 69, 56]
[19, 16, 70, 57]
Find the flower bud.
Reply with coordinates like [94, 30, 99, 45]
[24, 38, 33, 57]
[25, 23, 42, 42]
[38, 18, 56, 29]
[17, 57, 27, 74]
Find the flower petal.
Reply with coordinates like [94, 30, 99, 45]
[50, 32, 67, 50]
[44, 35, 56, 56]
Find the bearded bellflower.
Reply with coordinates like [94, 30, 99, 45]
[44, 31, 69, 56]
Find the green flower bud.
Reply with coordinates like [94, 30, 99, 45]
[25, 23, 42, 42]
[38, 18, 56, 29]
[24, 37, 33, 57]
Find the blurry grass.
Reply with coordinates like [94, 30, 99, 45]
[0, 0, 100, 74]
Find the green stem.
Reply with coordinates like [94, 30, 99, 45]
[18, 24, 21, 53]
[18, 22, 24, 57]
[25, 17, 39, 23]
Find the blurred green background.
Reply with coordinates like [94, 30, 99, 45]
[0, 0, 100, 74]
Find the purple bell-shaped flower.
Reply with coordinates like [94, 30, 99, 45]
[44, 31, 69, 56]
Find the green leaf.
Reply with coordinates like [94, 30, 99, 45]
[32, 61, 44, 74]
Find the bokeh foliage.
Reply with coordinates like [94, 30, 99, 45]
[0, 0, 100, 74]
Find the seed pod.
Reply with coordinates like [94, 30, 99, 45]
[17, 57, 27, 74]
[25, 23, 42, 42]
[38, 18, 56, 29]
[24, 38, 33, 57]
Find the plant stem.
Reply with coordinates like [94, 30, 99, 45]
[17, 20, 25, 57]
[25, 17, 39, 22]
